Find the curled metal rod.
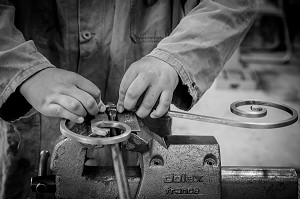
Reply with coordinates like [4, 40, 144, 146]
[168, 100, 298, 129]
[60, 120, 131, 146]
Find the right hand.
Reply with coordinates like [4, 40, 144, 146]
[20, 68, 105, 123]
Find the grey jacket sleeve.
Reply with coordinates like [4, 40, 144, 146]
[147, 0, 258, 110]
[0, 1, 55, 120]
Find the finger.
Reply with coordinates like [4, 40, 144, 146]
[97, 99, 106, 113]
[74, 74, 101, 99]
[47, 104, 84, 123]
[136, 86, 161, 118]
[95, 96, 106, 113]
[49, 94, 87, 117]
[117, 68, 138, 112]
[63, 87, 99, 115]
[150, 90, 173, 118]
[123, 74, 150, 111]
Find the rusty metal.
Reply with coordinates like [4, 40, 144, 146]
[168, 99, 298, 129]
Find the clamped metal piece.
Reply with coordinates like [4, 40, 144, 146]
[60, 119, 131, 146]
[105, 104, 132, 199]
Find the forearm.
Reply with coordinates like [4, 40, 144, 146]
[148, 0, 258, 110]
[0, 1, 54, 120]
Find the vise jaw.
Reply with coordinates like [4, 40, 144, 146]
[50, 111, 221, 199]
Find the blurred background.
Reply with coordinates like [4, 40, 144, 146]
[171, 0, 300, 174]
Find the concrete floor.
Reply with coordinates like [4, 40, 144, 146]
[171, 50, 300, 170]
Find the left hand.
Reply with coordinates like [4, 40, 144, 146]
[117, 56, 179, 118]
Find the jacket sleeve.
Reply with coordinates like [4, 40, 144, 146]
[147, 0, 258, 110]
[0, 1, 55, 120]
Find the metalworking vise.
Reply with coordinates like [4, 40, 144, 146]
[31, 101, 299, 199]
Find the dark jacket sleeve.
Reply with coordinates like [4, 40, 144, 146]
[0, 1, 55, 120]
[147, 0, 258, 110]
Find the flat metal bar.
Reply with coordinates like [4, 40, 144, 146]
[168, 110, 280, 129]
[122, 100, 298, 129]
[168, 100, 298, 129]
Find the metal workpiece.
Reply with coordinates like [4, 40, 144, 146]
[60, 100, 299, 147]
[106, 104, 132, 199]
[60, 119, 131, 146]
[169, 99, 298, 129]
[65, 121, 128, 146]
[59, 104, 138, 146]
[111, 143, 132, 199]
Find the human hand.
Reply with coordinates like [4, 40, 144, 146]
[117, 57, 179, 118]
[20, 68, 105, 123]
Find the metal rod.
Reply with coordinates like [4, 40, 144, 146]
[111, 143, 131, 199]
[107, 105, 132, 199]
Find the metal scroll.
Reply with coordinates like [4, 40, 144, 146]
[60, 120, 131, 146]
[168, 100, 298, 129]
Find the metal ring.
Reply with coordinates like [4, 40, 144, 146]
[60, 119, 131, 145]
[231, 100, 268, 118]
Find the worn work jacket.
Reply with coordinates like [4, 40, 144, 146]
[0, 0, 257, 198]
